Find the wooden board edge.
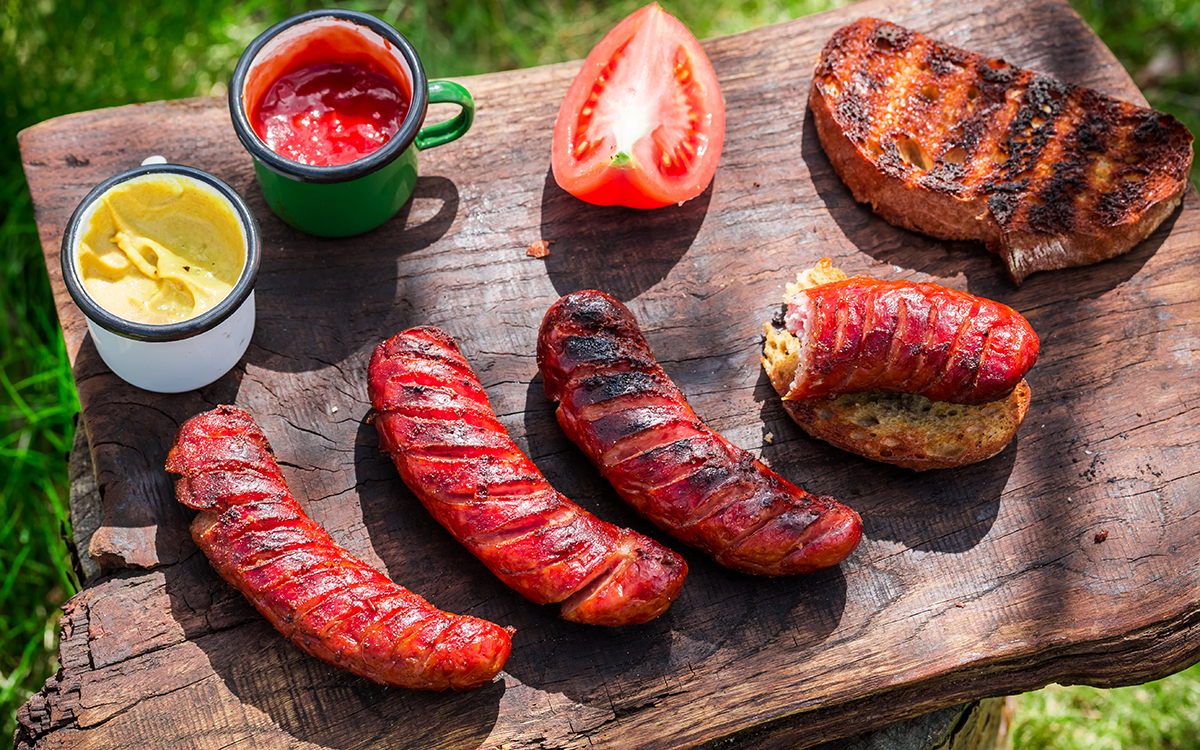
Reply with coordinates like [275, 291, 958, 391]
[696, 606, 1200, 749]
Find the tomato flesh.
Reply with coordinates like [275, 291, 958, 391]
[551, 3, 725, 209]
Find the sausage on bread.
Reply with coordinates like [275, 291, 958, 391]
[762, 259, 1038, 471]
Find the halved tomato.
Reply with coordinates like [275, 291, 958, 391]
[550, 3, 726, 209]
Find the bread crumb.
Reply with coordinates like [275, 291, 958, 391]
[1094, 529, 1109, 543]
[764, 432, 774, 444]
[526, 239, 553, 258]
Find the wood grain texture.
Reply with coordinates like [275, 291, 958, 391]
[16, 0, 1200, 747]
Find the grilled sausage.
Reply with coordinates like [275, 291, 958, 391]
[537, 291, 862, 576]
[782, 276, 1040, 404]
[166, 405, 513, 691]
[368, 327, 687, 626]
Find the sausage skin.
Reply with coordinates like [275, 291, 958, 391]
[166, 405, 513, 691]
[368, 327, 687, 626]
[537, 291, 863, 576]
[783, 277, 1040, 404]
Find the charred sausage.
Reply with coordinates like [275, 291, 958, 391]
[783, 277, 1040, 404]
[537, 291, 862, 576]
[368, 327, 687, 626]
[166, 405, 513, 691]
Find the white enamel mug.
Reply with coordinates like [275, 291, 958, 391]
[61, 164, 261, 393]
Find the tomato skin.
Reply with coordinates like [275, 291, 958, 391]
[551, 3, 726, 209]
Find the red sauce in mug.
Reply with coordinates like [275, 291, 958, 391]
[251, 62, 410, 167]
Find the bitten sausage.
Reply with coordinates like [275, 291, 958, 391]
[537, 291, 862, 576]
[368, 327, 687, 626]
[782, 277, 1040, 404]
[166, 405, 513, 691]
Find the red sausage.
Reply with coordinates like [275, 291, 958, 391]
[166, 405, 513, 691]
[537, 291, 862, 577]
[368, 327, 687, 626]
[783, 277, 1040, 404]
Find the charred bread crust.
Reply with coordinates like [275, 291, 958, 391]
[809, 17, 1193, 285]
[761, 261, 1032, 470]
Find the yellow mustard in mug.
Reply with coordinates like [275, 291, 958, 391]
[77, 174, 246, 326]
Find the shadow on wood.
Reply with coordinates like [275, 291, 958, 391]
[512, 359, 852, 709]
[243, 175, 461, 375]
[163, 499, 509, 750]
[751, 367, 1010, 555]
[74, 333, 247, 571]
[537, 166, 711, 301]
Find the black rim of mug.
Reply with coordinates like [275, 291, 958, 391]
[60, 164, 262, 343]
[227, 9, 430, 184]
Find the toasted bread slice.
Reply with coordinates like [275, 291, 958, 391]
[810, 18, 1194, 284]
[762, 260, 1031, 470]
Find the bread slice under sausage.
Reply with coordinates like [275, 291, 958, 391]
[810, 17, 1194, 285]
[762, 259, 1030, 471]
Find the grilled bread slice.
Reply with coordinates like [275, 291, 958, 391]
[810, 18, 1194, 284]
[762, 259, 1032, 471]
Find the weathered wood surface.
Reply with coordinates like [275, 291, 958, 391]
[15, 0, 1200, 746]
[50, 422, 1009, 750]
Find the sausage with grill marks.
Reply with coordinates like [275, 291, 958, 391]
[537, 290, 862, 576]
[166, 405, 513, 691]
[368, 326, 687, 626]
[782, 275, 1040, 404]
[761, 258, 1038, 471]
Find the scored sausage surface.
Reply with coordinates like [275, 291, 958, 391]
[368, 326, 687, 626]
[784, 276, 1040, 404]
[166, 405, 513, 691]
[537, 290, 863, 576]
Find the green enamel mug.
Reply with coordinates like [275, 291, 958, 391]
[228, 9, 474, 238]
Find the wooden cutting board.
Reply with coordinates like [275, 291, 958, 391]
[16, 0, 1200, 747]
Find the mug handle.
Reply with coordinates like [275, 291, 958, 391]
[415, 80, 475, 151]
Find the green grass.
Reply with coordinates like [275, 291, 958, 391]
[1012, 662, 1200, 749]
[2, 0, 1197, 746]
[0, 183, 79, 741]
